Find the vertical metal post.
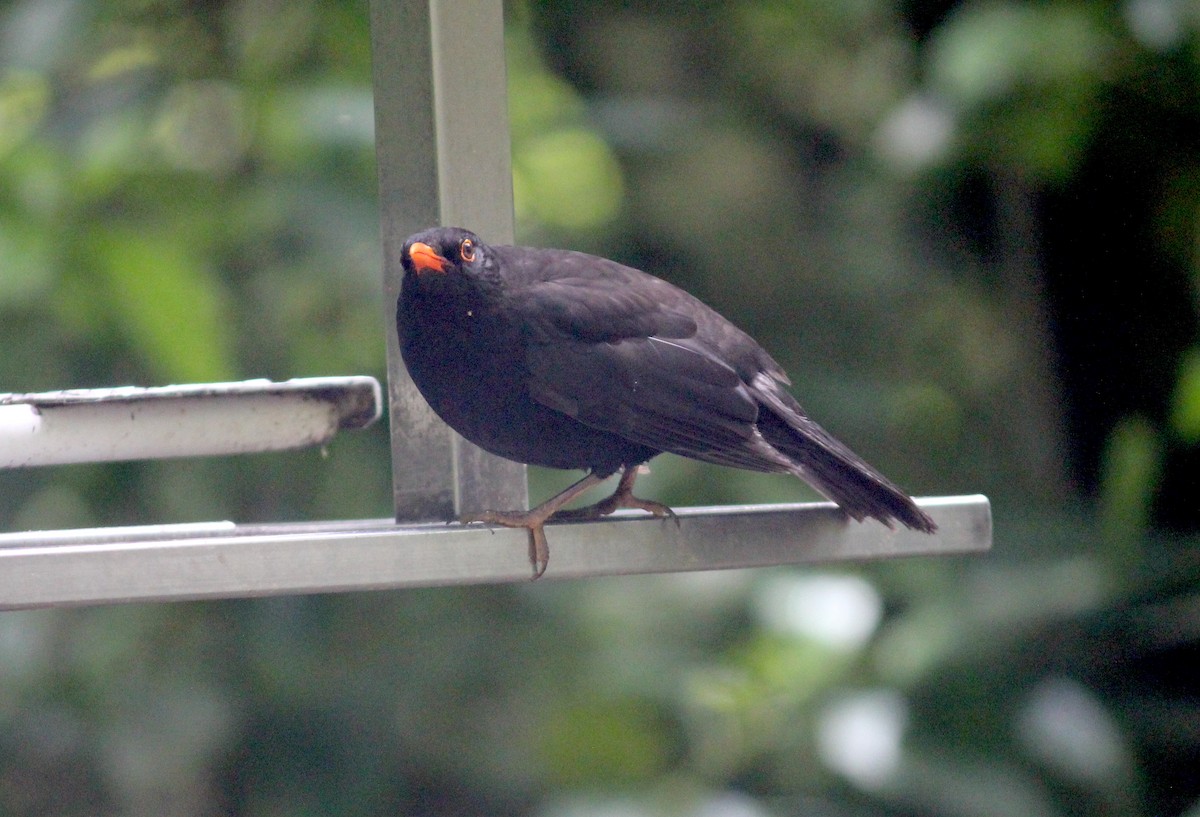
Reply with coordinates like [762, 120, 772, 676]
[370, 0, 528, 521]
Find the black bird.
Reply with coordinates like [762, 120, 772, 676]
[398, 227, 936, 577]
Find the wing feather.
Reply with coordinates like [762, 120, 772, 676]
[513, 273, 794, 470]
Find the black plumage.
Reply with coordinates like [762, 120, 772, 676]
[398, 227, 936, 577]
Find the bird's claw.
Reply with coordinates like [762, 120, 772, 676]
[528, 526, 549, 580]
[460, 509, 551, 580]
[455, 469, 674, 580]
[460, 509, 528, 527]
[637, 498, 678, 525]
[551, 478, 677, 525]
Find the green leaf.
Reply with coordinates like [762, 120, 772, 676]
[1098, 415, 1161, 557]
[540, 698, 671, 786]
[513, 127, 624, 230]
[88, 226, 237, 383]
[0, 70, 49, 158]
[1171, 346, 1200, 442]
[928, 2, 1110, 179]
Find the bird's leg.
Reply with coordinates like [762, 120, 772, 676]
[552, 466, 677, 523]
[460, 472, 607, 579]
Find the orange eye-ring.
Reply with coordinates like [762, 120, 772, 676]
[460, 238, 476, 262]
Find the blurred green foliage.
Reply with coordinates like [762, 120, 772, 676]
[1, 0, 1198, 816]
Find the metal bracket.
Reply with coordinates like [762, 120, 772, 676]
[0, 496, 991, 610]
[0, 377, 380, 467]
[371, 0, 527, 522]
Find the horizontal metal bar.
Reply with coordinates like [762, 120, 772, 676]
[0, 377, 381, 468]
[0, 495, 990, 610]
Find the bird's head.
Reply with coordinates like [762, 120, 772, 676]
[401, 227, 492, 282]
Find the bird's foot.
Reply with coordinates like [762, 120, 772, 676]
[456, 467, 677, 579]
[460, 508, 552, 580]
[552, 493, 676, 521]
[552, 467, 679, 526]
[458, 472, 609, 580]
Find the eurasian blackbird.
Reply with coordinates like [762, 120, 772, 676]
[398, 226, 936, 578]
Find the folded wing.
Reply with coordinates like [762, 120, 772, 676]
[516, 271, 797, 473]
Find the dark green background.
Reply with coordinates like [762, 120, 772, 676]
[0, 1, 1197, 815]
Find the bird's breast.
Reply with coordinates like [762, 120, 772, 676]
[400, 296, 528, 420]
[397, 292, 658, 472]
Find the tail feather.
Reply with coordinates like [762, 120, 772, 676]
[753, 383, 937, 534]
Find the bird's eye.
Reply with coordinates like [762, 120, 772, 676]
[459, 238, 476, 262]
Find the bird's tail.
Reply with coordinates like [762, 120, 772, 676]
[755, 390, 937, 534]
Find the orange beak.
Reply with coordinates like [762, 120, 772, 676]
[408, 242, 448, 274]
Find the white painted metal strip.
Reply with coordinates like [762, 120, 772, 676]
[0, 377, 380, 467]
